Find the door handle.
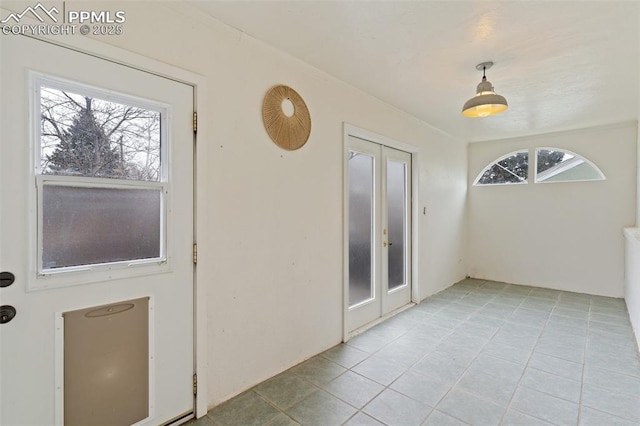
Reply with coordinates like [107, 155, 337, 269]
[0, 271, 15, 287]
[383, 241, 393, 247]
[0, 305, 16, 324]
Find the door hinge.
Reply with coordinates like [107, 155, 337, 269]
[193, 243, 198, 265]
[193, 373, 197, 396]
[193, 111, 198, 133]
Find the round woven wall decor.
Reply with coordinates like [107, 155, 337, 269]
[262, 85, 311, 151]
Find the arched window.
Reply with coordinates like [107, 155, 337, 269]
[473, 150, 528, 186]
[535, 148, 605, 183]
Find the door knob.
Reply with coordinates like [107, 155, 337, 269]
[0, 305, 16, 324]
[383, 241, 393, 247]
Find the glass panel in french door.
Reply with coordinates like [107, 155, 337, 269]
[386, 159, 407, 291]
[348, 151, 375, 306]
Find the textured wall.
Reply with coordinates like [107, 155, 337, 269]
[468, 123, 637, 297]
[69, 1, 469, 407]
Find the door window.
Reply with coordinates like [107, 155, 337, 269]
[348, 151, 375, 307]
[35, 76, 168, 276]
[386, 159, 407, 291]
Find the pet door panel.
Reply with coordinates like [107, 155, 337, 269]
[63, 297, 149, 426]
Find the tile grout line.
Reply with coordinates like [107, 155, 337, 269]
[349, 281, 490, 425]
[409, 282, 527, 424]
[498, 289, 565, 426]
[438, 284, 514, 425]
[360, 288, 474, 424]
[576, 298, 593, 425]
[327, 301, 455, 425]
[409, 281, 490, 425]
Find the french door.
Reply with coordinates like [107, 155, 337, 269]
[0, 36, 194, 425]
[346, 135, 412, 333]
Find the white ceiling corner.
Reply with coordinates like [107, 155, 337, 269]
[188, 0, 640, 143]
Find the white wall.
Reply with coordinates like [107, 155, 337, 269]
[624, 229, 640, 350]
[626, 33, 640, 347]
[63, 2, 468, 407]
[468, 123, 637, 297]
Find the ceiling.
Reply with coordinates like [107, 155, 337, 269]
[189, 1, 639, 142]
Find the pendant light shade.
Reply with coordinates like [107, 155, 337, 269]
[462, 62, 508, 118]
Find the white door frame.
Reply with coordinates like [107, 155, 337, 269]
[342, 123, 419, 341]
[11, 31, 210, 418]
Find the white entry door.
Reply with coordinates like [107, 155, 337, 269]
[0, 36, 194, 425]
[346, 135, 412, 333]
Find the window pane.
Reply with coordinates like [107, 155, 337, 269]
[536, 149, 605, 183]
[40, 86, 161, 181]
[42, 185, 162, 270]
[387, 160, 406, 290]
[348, 152, 374, 306]
[475, 151, 528, 185]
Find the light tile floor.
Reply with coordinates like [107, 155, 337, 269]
[189, 279, 640, 425]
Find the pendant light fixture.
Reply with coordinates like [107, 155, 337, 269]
[462, 61, 508, 118]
